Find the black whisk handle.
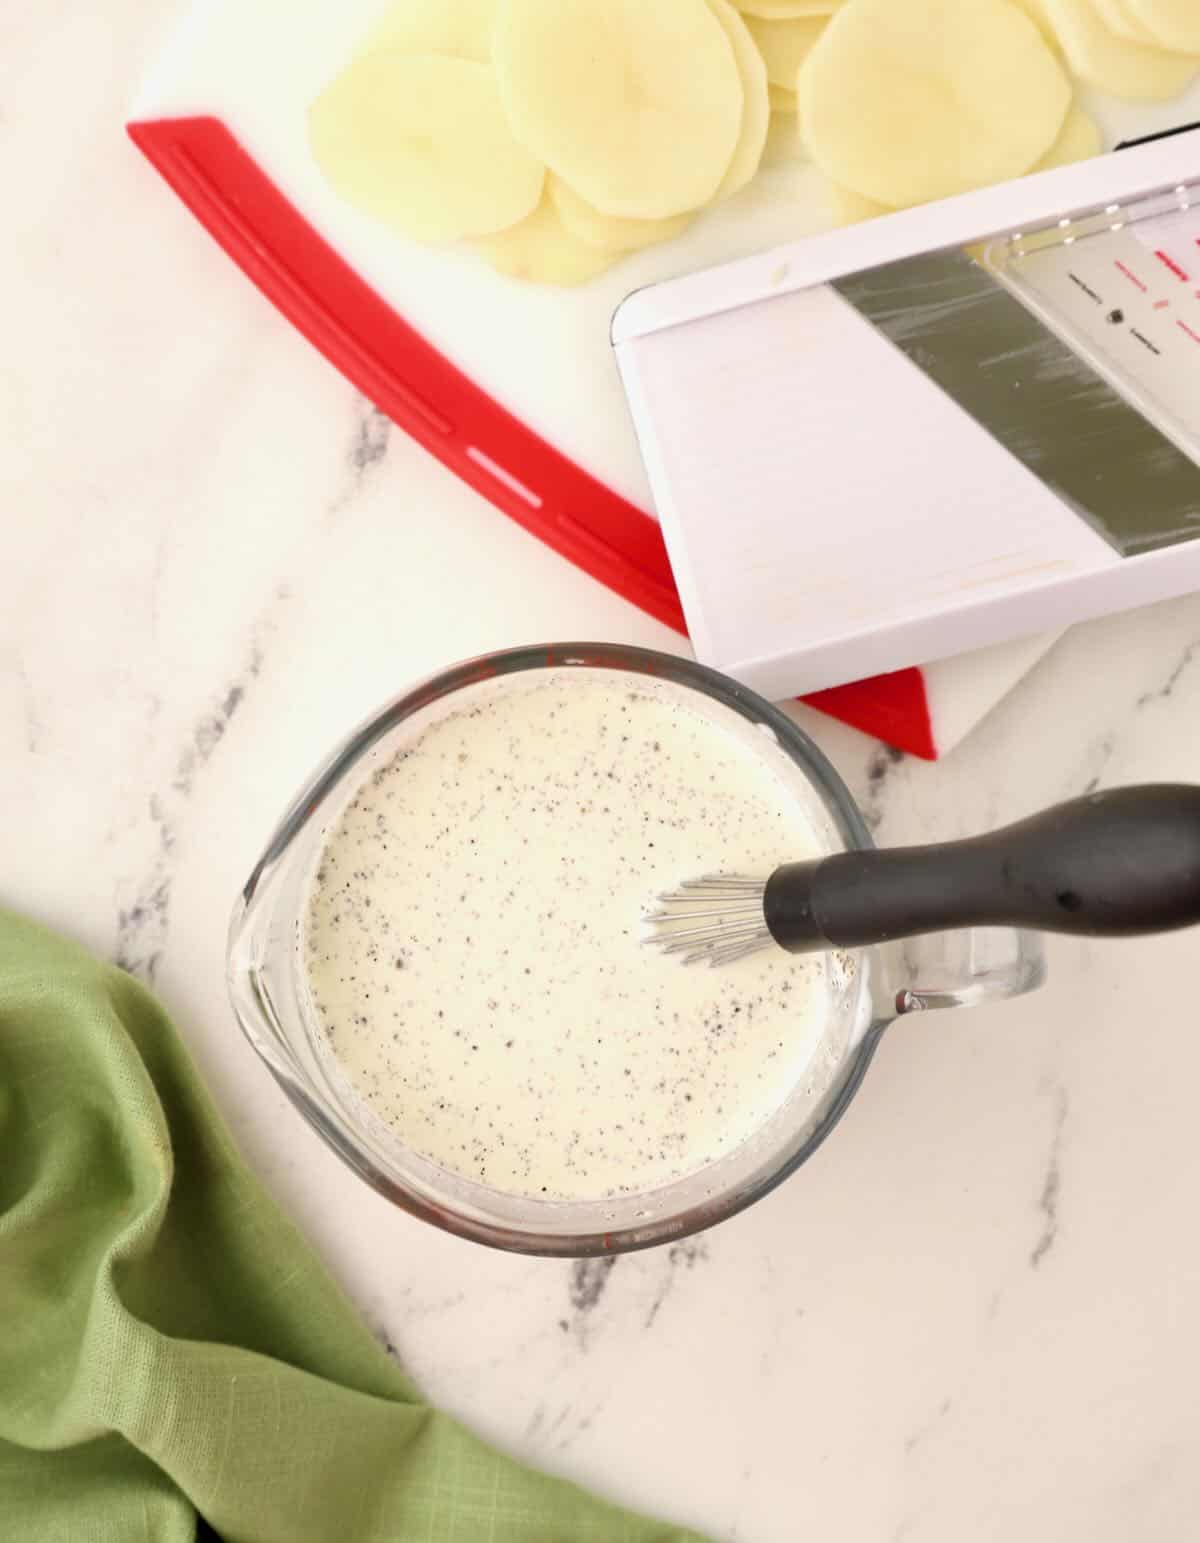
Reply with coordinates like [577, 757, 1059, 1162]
[764, 785, 1200, 953]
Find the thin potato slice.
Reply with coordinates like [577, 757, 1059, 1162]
[799, 0, 1070, 207]
[706, 0, 771, 198]
[1010, 0, 1058, 42]
[494, 0, 744, 219]
[1125, 0, 1200, 52]
[744, 15, 827, 88]
[310, 51, 544, 244]
[1041, 0, 1198, 100]
[472, 197, 619, 284]
[827, 180, 892, 224]
[734, 0, 840, 16]
[768, 82, 798, 112]
[761, 109, 806, 165]
[1034, 104, 1103, 167]
[825, 100, 1102, 230]
[1091, 0, 1162, 45]
[548, 176, 691, 251]
[358, 0, 496, 63]
[825, 102, 1102, 228]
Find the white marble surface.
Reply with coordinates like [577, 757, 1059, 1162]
[6, 5, 1200, 1540]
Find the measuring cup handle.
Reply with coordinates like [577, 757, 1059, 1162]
[871, 929, 1047, 1017]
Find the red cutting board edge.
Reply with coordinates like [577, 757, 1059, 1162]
[127, 115, 938, 759]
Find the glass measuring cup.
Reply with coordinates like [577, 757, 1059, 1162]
[228, 644, 1043, 1256]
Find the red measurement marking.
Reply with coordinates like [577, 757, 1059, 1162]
[1177, 319, 1200, 345]
[1155, 249, 1189, 282]
[1115, 259, 1147, 291]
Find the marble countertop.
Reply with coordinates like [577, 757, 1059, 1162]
[6, 6, 1200, 1540]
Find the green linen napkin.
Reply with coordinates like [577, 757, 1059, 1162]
[0, 908, 705, 1543]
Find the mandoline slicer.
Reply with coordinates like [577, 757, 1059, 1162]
[614, 126, 1200, 705]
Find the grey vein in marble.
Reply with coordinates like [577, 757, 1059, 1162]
[892, 1506, 934, 1543]
[903, 1396, 954, 1458]
[568, 1256, 616, 1315]
[350, 401, 391, 477]
[171, 646, 262, 798]
[323, 396, 393, 525]
[554, 1257, 621, 1347]
[525, 1395, 609, 1456]
[863, 744, 905, 831]
[1083, 734, 1117, 795]
[115, 642, 263, 982]
[1031, 1085, 1069, 1269]
[1079, 634, 1200, 790]
[1136, 637, 1200, 709]
[644, 1238, 710, 1329]
[556, 1396, 610, 1453]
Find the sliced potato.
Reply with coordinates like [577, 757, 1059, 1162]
[1041, 0, 1198, 100]
[1034, 103, 1103, 167]
[761, 109, 806, 165]
[1091, 0, 1163, 45]
[768, 82, 798, 111]
[472, 196, 619, 284]
[548, 176, 691, 251]
[821, 101, 1100, 228]
[357, 0, 496, 62]
[799, 0, 1070, 207]
[745, 14, 827, 87]
[827, 180, 893, 224]
[494, 0, 743, 219]
[1009, 0, 1058, 41]
[734, 0, 840, 15]
[1125, 0, 1200, 51]
[310, 51, 544, 244]
[706, 0, 771, 198]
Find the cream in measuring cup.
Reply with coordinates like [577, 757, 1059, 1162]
[301, 670, 831, 1201]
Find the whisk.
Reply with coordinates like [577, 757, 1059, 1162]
[643, 785, 1200, 967]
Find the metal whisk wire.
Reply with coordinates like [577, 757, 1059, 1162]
[642, 875, 773, 967]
